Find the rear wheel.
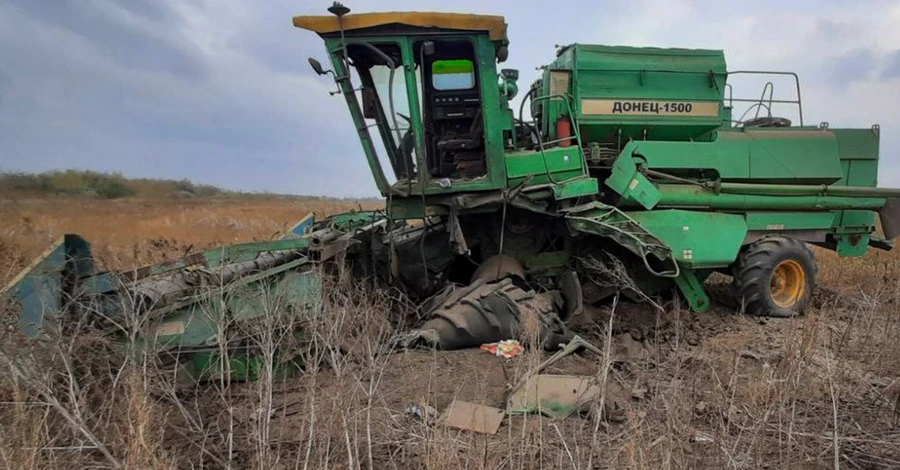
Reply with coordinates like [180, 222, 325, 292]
[732, 236, 816, 317]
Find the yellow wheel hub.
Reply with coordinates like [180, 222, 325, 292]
[770, 259, 805, 308]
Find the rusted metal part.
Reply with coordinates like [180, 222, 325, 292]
[556, 270, 583, 322]
[118, 253, 208, 283]
[309, 238, 354, 262]
[471, 255, 525, 284]
[310, 217, 388, 263]
[308, 227, 342, 248]
[131, 250, 303, 312]
[448, 207, 469, 255]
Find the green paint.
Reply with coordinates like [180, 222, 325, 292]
[506, 146, 584, 180]
[835, 233, 870, 257]
[543, 44, 727, 143]
[605, 153, 661, 209]
[743, 212, 836, 231]
[521, 251, 570, 276]
[626, 210, 747, 268]
[565, 202, 679, 277]
[551, 177, 600, 200]
[186, 349, 301, 382]
[623, 130, 844, 185]
[673, 268, 711, 313]
[655, 185, 888, 210]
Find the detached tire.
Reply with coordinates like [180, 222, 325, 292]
[732, 236, 816, 317]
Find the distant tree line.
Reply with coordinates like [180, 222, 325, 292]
[0, 170, 382, 201]
[0, 170, 226, 199]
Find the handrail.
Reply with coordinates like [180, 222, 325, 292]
[727, 70, 804, 126]
[529, 93, 588, 183]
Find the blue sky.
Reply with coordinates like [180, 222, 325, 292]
[1, 0, 898, 196]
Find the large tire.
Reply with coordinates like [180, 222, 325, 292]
[732, 236, 816, 318]
[416, 278, 573, 350]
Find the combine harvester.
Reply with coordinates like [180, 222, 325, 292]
[4, 4, 899, 378]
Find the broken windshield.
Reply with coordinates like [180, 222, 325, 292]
[347, 43, 417, 183]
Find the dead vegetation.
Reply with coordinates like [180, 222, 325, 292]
[1, 198, 900, 469]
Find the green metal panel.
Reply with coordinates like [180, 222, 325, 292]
[655, 185, 888, 210]
[148, 262, 320, 351]
[506, 146, 583, 179]
[545, 44, 727, 143]
[605, 153, 660, 209]
[835, 233, 871, 257]
[673, 268, 711, 312]
[521, 251, 569, 276]
[744, 212, 836, 231]
[626, 210, 747, 268]
[624, 129, 843, 184]
[1, 235, 94, 337]
[831, 128, 880, 245]
[551, 177, 600, 200]
[832, 128, 880, 163]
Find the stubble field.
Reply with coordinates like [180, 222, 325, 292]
[1, 196, 899, 469]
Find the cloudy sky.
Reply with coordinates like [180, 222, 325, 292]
[1, 0, 898, 197]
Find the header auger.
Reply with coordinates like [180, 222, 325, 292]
[4, 3, 899, 380]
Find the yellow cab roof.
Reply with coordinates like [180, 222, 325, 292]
[293, 12, 507, 42]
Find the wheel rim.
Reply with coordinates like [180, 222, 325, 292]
[770, 260, 805, 308]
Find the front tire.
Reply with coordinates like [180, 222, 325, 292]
[732, 236, 816, 317]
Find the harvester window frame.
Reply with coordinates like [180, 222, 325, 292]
[413, 37, 488, 181]
[345, 41, 418, 183]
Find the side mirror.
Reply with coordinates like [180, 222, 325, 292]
[501, 69, 519, 80]
[496, 45, 509, 63]
[362, 88, 378, 119]
[308, 57, 328, 76]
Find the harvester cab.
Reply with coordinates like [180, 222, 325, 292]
[295, 7, 516, 197]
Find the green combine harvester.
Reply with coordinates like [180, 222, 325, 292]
[4, 4, 899, 378]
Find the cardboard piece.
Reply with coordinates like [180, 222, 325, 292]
[440, 400, 505, 434]
[507, 374, 601, 418]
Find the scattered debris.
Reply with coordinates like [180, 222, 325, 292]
[480, 339, 524, 358]
[508, 374, 601, 418]
[405, 403, 439, 424]
[691, 434, 714, 444]
[439, 400, 504, 434]
[739, 350, 761, 361]
[534, 335, 603, 374]
[631, 385, 649, 400]
[693, 401, 708, 415]
[615, 333, 650, 361]
[604, 400, 627, 423]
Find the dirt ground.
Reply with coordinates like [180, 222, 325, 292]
[2, 197, 900, 469]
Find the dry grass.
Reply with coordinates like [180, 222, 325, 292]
[0, 197, 379, 279]
[1, 197, 900, 469]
